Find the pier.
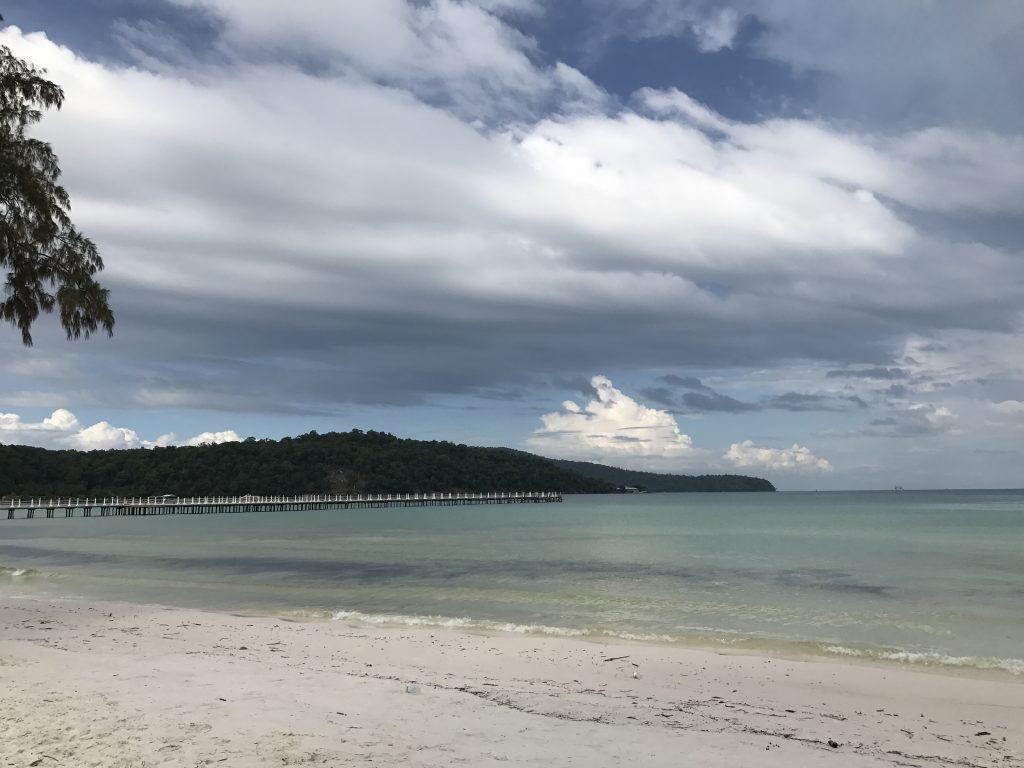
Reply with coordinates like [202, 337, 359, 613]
[2, 491, 561, 520]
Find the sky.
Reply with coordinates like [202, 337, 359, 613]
[1, 0, 1023, 490]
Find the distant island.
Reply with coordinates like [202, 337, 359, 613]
[0, 430, 774, 498]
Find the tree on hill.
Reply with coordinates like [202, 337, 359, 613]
[0, 21, 113, 346]
[0, 430, 775, 499]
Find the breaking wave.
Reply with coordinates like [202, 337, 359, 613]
[0, 566, 36, 578]
[822, 645, 1024, 676]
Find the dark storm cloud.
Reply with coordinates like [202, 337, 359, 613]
[827, 367, 908, 381]
[657, 375, 712, 392]
[681, 391, 756, 413]
[637, 387, 677, 407]
[643, 377, 870, 415]
[5, 278, 909, 410]
[761, 392, 868, 412]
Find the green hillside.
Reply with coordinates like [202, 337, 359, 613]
[0, 430, 616, 498]
[0, 430, 774, 498]
[550, 458, 776, 492]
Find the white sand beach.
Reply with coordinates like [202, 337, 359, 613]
[1, 594, 1021, 767]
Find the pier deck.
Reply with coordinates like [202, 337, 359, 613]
[3, 491, 561, 520]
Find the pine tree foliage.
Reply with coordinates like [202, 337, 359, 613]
[0, 32, 113, 345]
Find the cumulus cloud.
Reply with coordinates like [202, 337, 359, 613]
[184, 430, 242, 446]
[526, 375, 699, 469]
[724, 440, 832, 473]
[0, 410, 238, 451]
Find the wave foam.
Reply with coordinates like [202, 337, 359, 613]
[823, 645, 1024, 675]
[331, 610, 590, 637]
[0, 566, 34, 578]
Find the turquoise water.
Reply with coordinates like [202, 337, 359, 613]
[2, 491, 1022, 674]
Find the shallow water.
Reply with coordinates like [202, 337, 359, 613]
[2, 490, 1022, 674]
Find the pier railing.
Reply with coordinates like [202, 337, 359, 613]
[3, 491, 562, 519]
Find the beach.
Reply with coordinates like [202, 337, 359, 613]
[1, 594, 1021, 768]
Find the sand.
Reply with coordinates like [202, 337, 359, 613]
[0, 595, 1021, 767]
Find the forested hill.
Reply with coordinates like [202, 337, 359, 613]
[0, 431, 616, 498]
[0, 430, 774, 498]
[550, 458, 776, 492]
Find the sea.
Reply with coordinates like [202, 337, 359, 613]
[2, 490, 1022, 675]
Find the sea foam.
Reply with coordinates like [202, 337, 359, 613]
[823, 644, 1024, 676]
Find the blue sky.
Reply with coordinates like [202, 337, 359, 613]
[2, 1, 1023, 489]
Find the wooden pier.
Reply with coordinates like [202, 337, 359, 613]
[2, 491, 562, 520]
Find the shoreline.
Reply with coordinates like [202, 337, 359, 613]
[6, 575, 1024, 682]
[2, 593, 1021, 767]
[285, 606, 1024, 683]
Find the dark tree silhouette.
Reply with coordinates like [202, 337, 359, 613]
[0, 25, 113, 346]
[0, 429, 774, 499]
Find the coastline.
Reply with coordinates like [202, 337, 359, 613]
[2, 594, 1021, 767]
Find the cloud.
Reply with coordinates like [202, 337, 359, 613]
[724, 440, 832, 473]
[0, 410, 238, 451]
[657, 375, 712, 392]
[1, 13, 1023, 454]
[761, 392, 868, 411]
[680, 391, 755, 413]
[168, 0, 605, 123]
[578, 2, 746, 57]
[649, 375, 869, 414]
[864, 403, 957, 438]
[637, 386, 677, 407]
[526, 375, 699, 469]
[579, 1, 1024, 130]
[184, 430, 242, 446]
[827, 367, 907, 380]
[991, 400, 1024, 416]
[690, 7, 742, 52]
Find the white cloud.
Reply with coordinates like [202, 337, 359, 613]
[691, 8, 741, 52]
[0, 410, 237, 451]
[5, 24, 1019, 333]
[168, 0, 602, 122]
[184, 430, 242, 446]
[990, 400, 1024, 416]
[526, 375, 699, 469]
[724, 440, 832, 473]
[900, 332, 1024, 391]
[69, 421, 168, 451]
